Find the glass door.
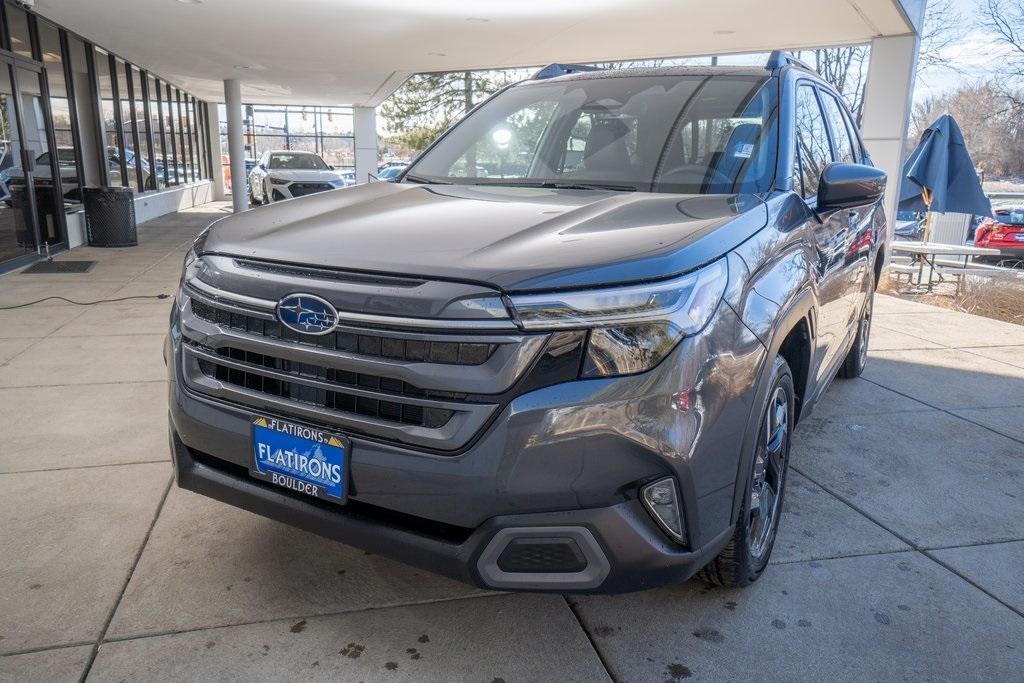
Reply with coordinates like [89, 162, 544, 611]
[0, 52, 64, 271]
[16, 63, 62, 251]
[0, 57, 41, 267]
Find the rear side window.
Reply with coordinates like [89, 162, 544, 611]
[820, 92, 857, 164]
[792, 85, 832, 199]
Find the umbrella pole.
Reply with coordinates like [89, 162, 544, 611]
[921, 187, 934, 243]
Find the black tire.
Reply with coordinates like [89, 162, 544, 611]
[699, 356, 794, 588]
[838, 273, 875, 379]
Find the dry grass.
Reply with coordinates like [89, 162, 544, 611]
[880, 268, 1024, 326]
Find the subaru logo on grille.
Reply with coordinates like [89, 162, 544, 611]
[276, 293, 338, 336]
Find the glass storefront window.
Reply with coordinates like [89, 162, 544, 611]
[321, 136, 354, 169]
[127, 65, 151, 190]
[164, 83, 180, 186]
[37, 20, 82, 208]
[6, 4, 33, 59]
[318, 108, 353, 137]
[94, 48, 126, 187]
[147, 75, 166, 188]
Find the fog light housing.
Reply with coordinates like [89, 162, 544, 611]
[641, 477, 686, 544]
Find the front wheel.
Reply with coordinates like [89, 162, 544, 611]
[699, 355, 794, 588]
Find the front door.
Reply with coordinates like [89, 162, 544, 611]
[0, 52, 65, 271]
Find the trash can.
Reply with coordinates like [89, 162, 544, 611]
[84, 186, 137, 247]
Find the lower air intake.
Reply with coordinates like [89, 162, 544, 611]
[496, 537, 588, 573]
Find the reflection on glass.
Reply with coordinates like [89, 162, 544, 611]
[7, 5, 33, 59]
[18, 66, 61, 247]
[0, 64, 35, 264]
[95, 49, 126, 187]
[39, 19, 83, 207]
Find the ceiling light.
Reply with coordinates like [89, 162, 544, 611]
[176, 0, 203, 4]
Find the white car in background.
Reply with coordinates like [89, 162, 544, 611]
[248, 150, 347, 204]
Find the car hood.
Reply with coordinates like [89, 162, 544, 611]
[202, 182, 768, 292]
[264, 168, 342, 183]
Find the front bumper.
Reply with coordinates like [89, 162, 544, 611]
[167, 296, 766, 592]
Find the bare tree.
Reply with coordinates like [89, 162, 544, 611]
[979, 0, 1024, 112]
[798, 0, 966, 125]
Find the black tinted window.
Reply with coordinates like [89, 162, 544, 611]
[793, 85, 832, 198]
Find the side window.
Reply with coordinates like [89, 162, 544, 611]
[820, 92, 857, 164]
[792, 85, 832, 199]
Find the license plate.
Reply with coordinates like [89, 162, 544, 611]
[250, 416, 348, 503]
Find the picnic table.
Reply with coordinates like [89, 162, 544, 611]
[890, 241, 1001, 292]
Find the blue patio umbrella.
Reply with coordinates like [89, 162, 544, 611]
[898, 114, 991, 226]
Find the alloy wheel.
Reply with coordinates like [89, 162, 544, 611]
[748, 385, 789, 560]
[858, 296, 873, 366]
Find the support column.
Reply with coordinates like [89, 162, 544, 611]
[860, 32, 922, 250]
[353, 106, 378, 184]
[204, 101, 226, 201]
[224, 78, 247, 212]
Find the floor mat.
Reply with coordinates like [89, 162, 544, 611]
[21, 260, 96, 274]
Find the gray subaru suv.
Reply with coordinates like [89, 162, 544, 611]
[167, 53, 886, 593]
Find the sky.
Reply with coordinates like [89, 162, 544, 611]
[913, 0, 1016, 103]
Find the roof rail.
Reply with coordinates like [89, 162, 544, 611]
[532, 63, 603, 80]
[765, 50, 816, 73]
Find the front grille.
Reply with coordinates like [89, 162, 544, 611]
[194, 346, 454, 429]
[289, 182, 333, 197]
[190, 298, 495, 366]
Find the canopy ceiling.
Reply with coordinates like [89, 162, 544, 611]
[32, 0, 923, 105]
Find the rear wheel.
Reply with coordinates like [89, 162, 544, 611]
[699, 356, 793, 588]
[839, 277, 874, 379]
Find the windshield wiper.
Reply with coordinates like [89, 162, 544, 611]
[540, 182, 637, 192]
[403, 173, 451, 185]
[465, 179, 638, 192]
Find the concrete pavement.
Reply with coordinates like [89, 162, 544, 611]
[2, 203, 1023, 681]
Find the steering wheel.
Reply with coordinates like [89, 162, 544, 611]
[659, 164, 734, 190]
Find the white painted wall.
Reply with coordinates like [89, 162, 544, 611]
[353, 107, 378, 184]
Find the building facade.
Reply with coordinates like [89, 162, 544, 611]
[0, 0, 216, 273]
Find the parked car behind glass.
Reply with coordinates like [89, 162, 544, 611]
[248, 150, 347, 204]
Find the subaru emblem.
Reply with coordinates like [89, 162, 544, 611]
[276, 293, 339, 336]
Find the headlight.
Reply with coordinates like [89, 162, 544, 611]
[181, 246, 203, 283]
[510, 259, 727, 377]
[268, 175, 290, 185]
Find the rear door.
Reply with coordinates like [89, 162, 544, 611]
[792, 83, 853, 382]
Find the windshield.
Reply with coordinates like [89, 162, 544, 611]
[269, 153, 329, 170]
[406, 73, 778, 194]
[995, 208, 1024, 226]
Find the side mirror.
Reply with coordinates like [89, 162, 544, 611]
[816, 162, 886, 212]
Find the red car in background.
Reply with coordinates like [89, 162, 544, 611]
[975, 205, 1024, 268]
